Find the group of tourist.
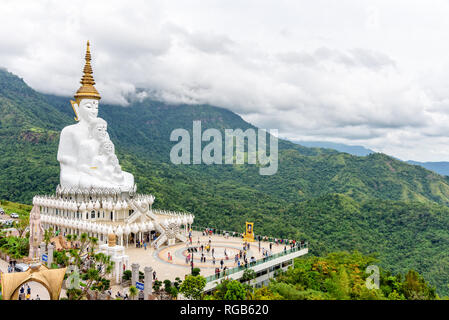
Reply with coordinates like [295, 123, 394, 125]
[114, 290, 129, 300]
[192, 226, 306, 250]
[135, 240, 147, 250]
[18, 284, 40, 300]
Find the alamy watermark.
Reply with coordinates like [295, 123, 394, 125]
[365, 265, 380, 290]
[170, 120, 278, 175]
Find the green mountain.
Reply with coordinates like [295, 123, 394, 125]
[1, 68, 449, 295]
[293, 140, 374, 156]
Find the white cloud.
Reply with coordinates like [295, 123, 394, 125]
[2, 0, 449, 161]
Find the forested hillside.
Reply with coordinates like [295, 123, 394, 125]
[1, 68, 448, 295]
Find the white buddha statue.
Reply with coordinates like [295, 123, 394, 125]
[57, 41, 134, 191]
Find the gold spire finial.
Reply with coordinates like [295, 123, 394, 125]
[73, 40, 101, 104]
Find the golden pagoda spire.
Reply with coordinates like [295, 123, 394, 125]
[74, 40, 101, 103]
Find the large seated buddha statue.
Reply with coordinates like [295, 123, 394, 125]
[57, 41, 134, 191]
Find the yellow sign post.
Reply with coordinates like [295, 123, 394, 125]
[243, 222, 255, 242]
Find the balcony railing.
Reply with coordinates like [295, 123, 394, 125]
[204, 242, 308, 283]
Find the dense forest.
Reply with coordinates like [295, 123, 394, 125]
[1, 68, 449, 295]
[207, 251, 440, 300]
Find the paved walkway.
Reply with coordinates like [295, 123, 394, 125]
[123, 231, 286, 282]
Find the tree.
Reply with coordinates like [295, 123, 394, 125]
[402, 270, 437, 300]
[223, 280, 246, 300]
[242, 269, 256, 286]
[43, 227, 54, 246]
[179, 275, 206, 300]
[129, 286, 138, 300]
[58, 233, 114, 300]
[16, 215, 29, 237]
[192, 267, 201, 276]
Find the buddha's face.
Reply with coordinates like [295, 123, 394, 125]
[93, 122, 108, 140]
[78, 99, 99, 123]
[102, 140, 115, 155]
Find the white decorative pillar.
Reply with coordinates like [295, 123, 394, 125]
[39, 242, 46, 262]
[47, 244, 54, 267]
[144, 266, 153, 299]
[131, 263, 140, 287]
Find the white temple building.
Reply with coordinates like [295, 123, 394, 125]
[33, 41, 194, 249]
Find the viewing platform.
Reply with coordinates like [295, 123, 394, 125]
[123, 228, 308, 289]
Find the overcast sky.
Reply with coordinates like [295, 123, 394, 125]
[3, 0, 449, 161]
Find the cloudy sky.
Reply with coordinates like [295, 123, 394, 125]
[2, 0, 449, 161]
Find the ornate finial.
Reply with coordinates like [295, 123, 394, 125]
[71, 41, 101, 119]
[108, 233, 116, 247]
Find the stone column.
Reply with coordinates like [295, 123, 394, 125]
[39, 242, 46, 262]
[131, 263, 140, 287]
[47, 244, 54, 267]
[144, 266, 153, 300]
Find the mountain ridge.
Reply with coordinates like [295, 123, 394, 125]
[292, 139, 449, 177]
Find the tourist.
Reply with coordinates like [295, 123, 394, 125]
[153, 270, 157, 280]
[213, 257, 216, 265]
[144, 242, 147, 250]
[220, 259, 224, 269]
[36, 294, 40, 300]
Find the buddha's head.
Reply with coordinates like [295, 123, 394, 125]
[89, 117, 108, 140]
[76, 99, 99, 124]
[100, 139, 115, 156]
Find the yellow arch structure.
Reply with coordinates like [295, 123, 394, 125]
[1, 264, 66, 300]
[243, 222, 255, 242]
